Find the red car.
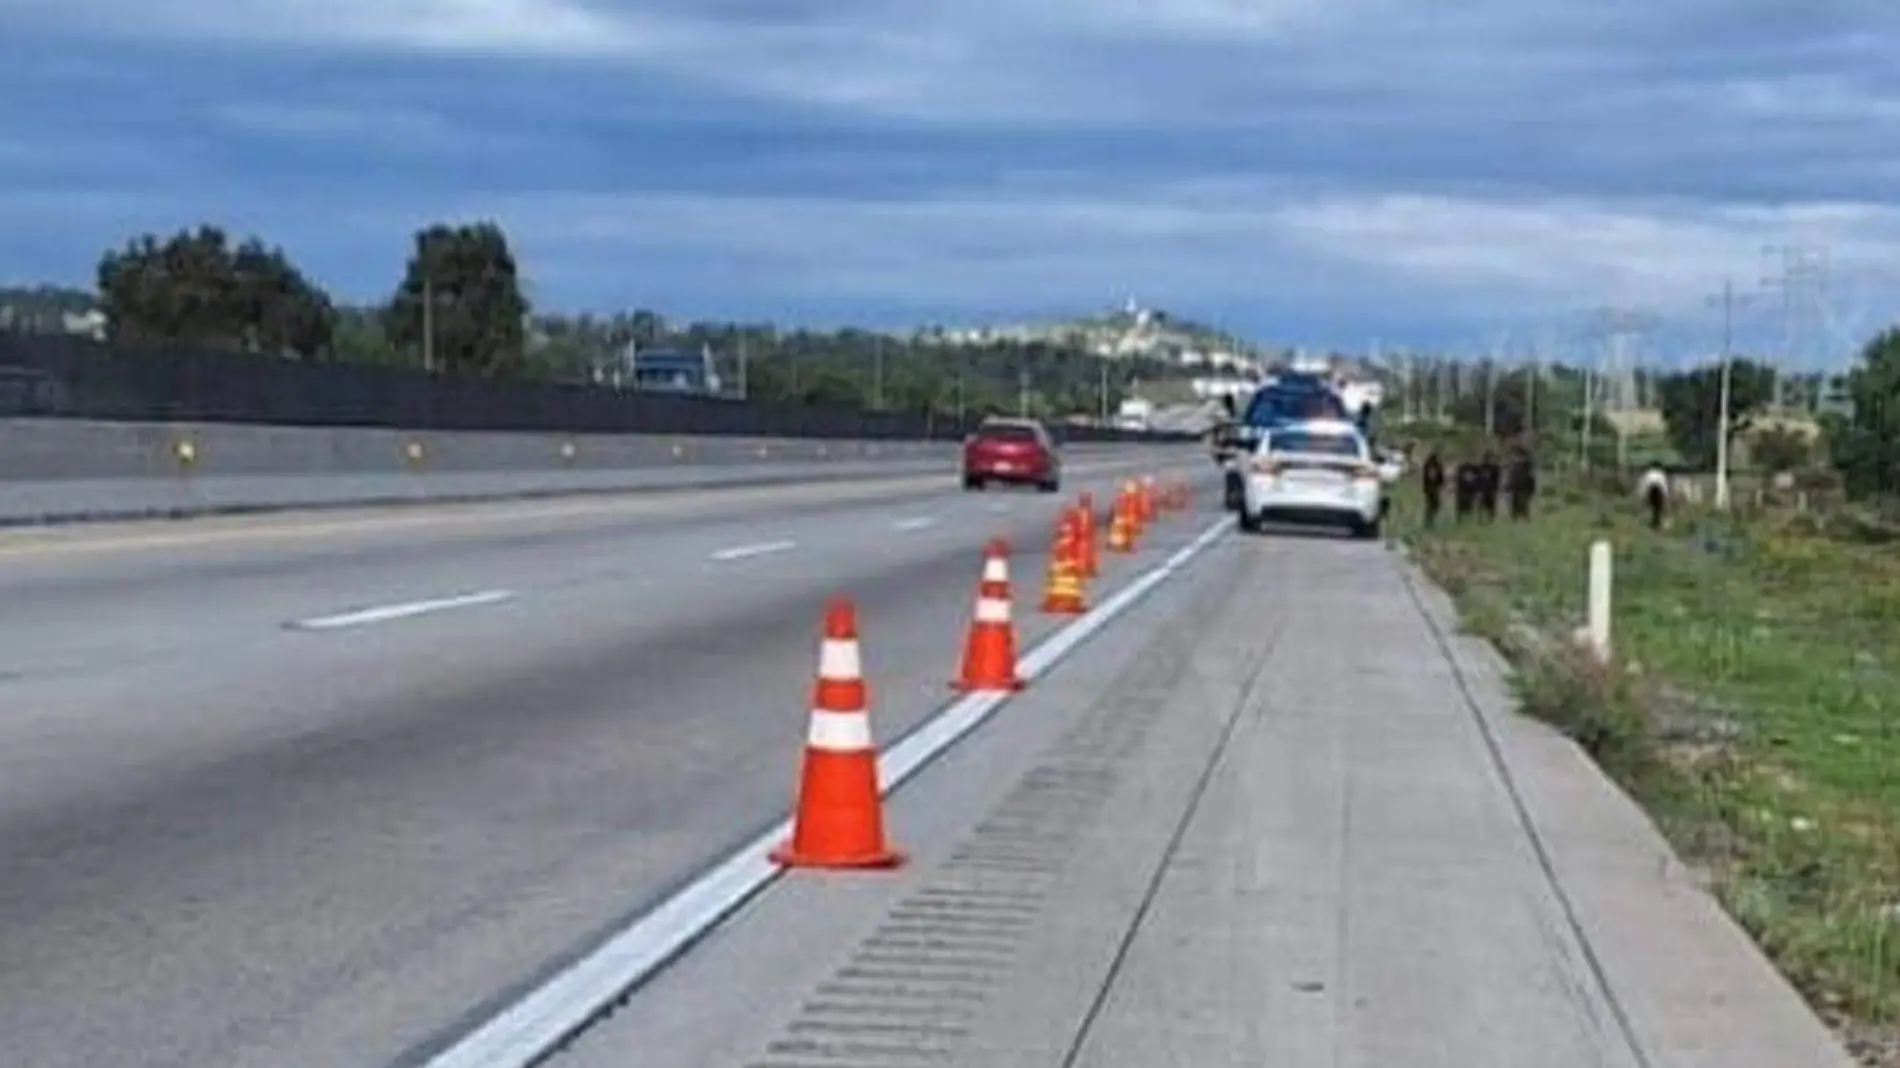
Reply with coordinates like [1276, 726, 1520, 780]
[962, 418, 1061, 493]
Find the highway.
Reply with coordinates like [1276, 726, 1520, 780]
[0, 444, 1858, 1068]
[0, 450, 1212, 1068]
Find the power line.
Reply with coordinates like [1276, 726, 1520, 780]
[1760, 243, 1829, 410]
[1583, 307, 1660, 470]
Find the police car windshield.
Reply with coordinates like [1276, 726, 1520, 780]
[1244, 388, 1346, 426]
[1270, 430, 1361, 457]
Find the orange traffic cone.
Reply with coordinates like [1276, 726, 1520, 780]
[1041, 514, 1088, 615]
[1117, 480, 1141, 535]
[1140, 475, 1159, 521]
[1107, 495, 1136, 553]
[1075, 497, 1100, 578]
[773, 597, 903, 870]
[952, 539, 1025, 692]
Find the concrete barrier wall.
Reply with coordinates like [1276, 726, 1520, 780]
[0, 418, 1157, 525]
[0, 418, 977, 479]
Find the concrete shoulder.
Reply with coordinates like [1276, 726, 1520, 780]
[1400, 556, 1859, 1068]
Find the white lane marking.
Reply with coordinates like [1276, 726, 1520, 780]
[891, 516, 936, 532]
[709, 539, 797, 562]
[416, 511, 1235, 1068]
[288, 589, 516, 631]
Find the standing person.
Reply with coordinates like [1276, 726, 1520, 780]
[1506, 445, 1538, 520]
[1420, 449, 1446, 527]
[1453, 456, 1479, 521]
[1638, 462, 1670, 530]
[1477, 449, 1503, 521]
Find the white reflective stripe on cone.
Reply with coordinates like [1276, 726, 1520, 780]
[975, 596, 1011, 623]
[982, 559, 1008, 582]
[818, 638, 862, 681]
[807, 709, 874, 752]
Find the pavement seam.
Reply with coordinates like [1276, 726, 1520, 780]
[1052, 619, 1283, 1068]
[1392, 554, 1661, 1068]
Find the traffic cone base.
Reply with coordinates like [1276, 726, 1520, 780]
[772, 750, 904, 868]
[951, 678, 1025, 692]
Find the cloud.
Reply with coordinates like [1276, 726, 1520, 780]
[1, 0, 1898, 352]
[1269, 193, 1900, 315]
[7, 0, 676, 56]
[207, 104, 462, 149]
[16, 173, 1888, 344]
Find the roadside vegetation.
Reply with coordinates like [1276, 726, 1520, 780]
[7, 223, 1219, 422]
[1395, 465, 1900, 1066]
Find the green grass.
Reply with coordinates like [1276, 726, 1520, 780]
[1398, 483, 1900, 1062]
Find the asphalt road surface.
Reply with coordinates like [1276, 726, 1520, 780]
[0, 452, 1216, 1068]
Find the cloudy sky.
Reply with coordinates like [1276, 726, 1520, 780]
[1, 0, 1897, 359]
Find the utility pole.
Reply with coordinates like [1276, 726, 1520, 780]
[872, 337, 885, 409]
[1703, 276, 1760, 511]
[1403, 351, 1416, 423]
[1017, 367, 1030, 418]
[1483, 357, 1497, 436]
[1483, 330, 1508, 437]
[1525, 355, 1537, 437]
[421, 276, 435, 373]
[1098, 361, 1110, 424]
[737, 336, 749, 400]
[1580, 360, 1594, 466]
[1526, 327, 1552, 438]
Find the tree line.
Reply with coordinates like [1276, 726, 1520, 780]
[70, 221, 1202, 423]
[1409, 344, 1900, 500]
[57, 218, 1900, 493]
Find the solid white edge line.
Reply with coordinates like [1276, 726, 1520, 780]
[891, 516, 936, 531]
[709, 540, 798, 562]
[415, 512, 1236, 1068]
[290, 590, 516, 631]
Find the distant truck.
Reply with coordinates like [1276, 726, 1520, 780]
[1114, 397, 1155, 432]
[623, 346, 722, 396]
